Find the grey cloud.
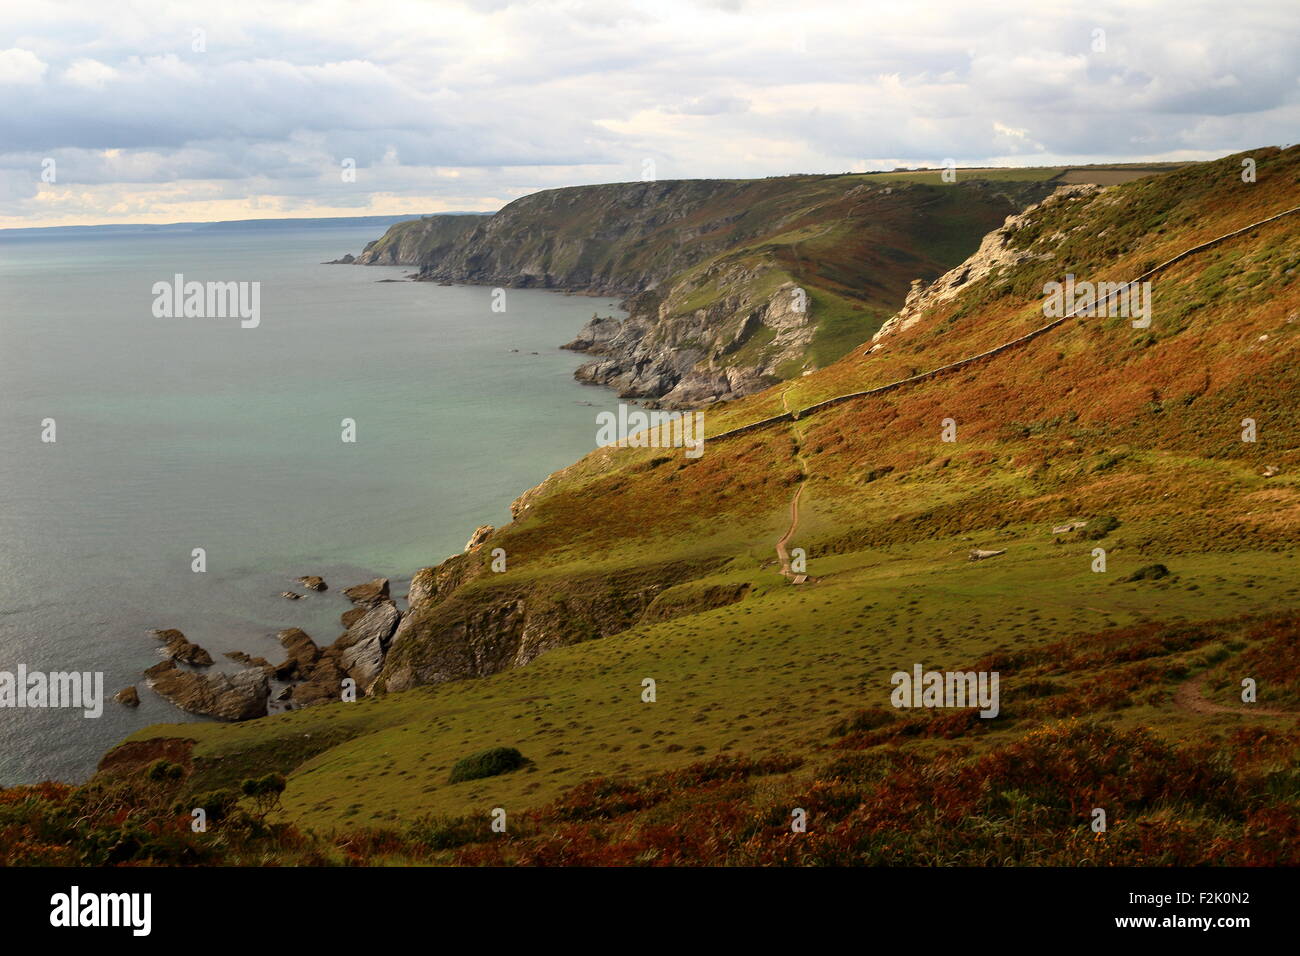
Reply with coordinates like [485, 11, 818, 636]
[1, 0, 1296, 225]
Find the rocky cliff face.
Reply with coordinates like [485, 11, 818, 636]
[412, 179, 776, 293]
[566, 276, 815, 406]
[349, 176, 1058, 405]
[554, 180, 1057, 405]
[353, 214, 489, 266]
[380, 555, 744, 692]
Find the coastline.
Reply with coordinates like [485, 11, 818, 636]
[84, 279, 633, 782]
[0, 231, 628, 787]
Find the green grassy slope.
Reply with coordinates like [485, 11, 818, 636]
[346, 165, 1196, 402]
[88, 147, 1299, 853]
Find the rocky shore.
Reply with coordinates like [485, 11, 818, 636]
[127, 540, 497, 722]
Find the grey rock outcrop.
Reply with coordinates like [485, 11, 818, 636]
[144, 660, 269, 721]
[407, 567, 439, 608]
[352, 214, 489, 266]
[343, 577, 390, 607]
[561, 315, 623, 352]
[339, 601, 402, 689]
[570, 278, 814, 407]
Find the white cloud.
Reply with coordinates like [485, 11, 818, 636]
[0, 0, 1296, 227]
[0, 48, 47, 85]
[63, 57, 116, 89]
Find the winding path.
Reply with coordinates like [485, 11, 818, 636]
[774, 385, 808, 580]
[1173, 674, 1295, 718]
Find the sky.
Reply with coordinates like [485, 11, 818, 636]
[1, 0, 1296, 228]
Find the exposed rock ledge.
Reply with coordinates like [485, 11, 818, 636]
[144, 660, 269, 722]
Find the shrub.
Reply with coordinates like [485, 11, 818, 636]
[448, 747, 526, 783]
[146, 759, 184, 783]
[1084, 514, 1121, 539]
[1119, 563, 1170, 583]
[830, 707, 896, 736]
[407, 813, 487, 850]
[240, 773, 287, 821]
[189, 788, 240, 823]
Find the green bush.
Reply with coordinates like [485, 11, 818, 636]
[1084, 515, 1122, 539]
[1120, 563, 1171, 583]
[189, 788, 240, 823]
[408, 813, 487, 850]
[448, 747, 526, 783]
[146, 759, 184, 783]
[240, 773, 287, 821]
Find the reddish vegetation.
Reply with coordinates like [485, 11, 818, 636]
[2, 613, 1297, 866]
[437, 721, 1299, 867]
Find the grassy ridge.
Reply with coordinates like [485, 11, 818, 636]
[7, 148, 1296, 865]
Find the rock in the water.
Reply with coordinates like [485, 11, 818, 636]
[280, 591, 302, 600]
[341, 607, 367, 628]
[339, 601, 402, 689]
[561, 314, 622, 352]
[144, 661, 269, 721]
[296, 575, 327, 591]
[277, 627, 321, 669]
[343, 577, 390, 607]
[115, 686, 140, 707]
[224, 651, 273, 675]
[465, 525, 494, 552]
[144, 659, 174, 680]
[152, 629, 214, 667]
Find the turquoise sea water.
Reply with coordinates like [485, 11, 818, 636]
[0, 224, 622, 784]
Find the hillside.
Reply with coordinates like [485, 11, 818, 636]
[347, 174, 1068, 404]
[7, 147, 1298, 866]
[342, 165, 1188, 405]
[349, 213, 489, 265]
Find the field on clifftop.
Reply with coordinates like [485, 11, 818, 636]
[5, 148, 1299, 866]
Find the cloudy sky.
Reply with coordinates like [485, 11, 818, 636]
[1, 0, 1296, 228]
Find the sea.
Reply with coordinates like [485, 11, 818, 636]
[0, 217, 623, 784]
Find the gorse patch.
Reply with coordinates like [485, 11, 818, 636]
[448, 747, 527, 783]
